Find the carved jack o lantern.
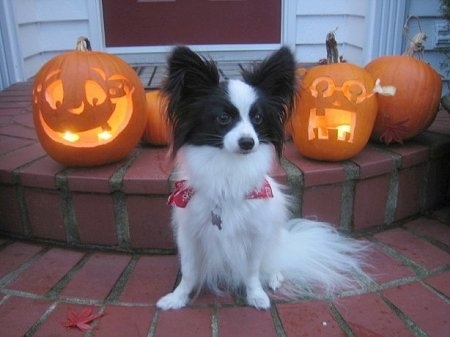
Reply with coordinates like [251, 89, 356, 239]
[32, 37, 146, 166]
[291, 63, 379, 161]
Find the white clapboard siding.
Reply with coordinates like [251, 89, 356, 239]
[1, 0, 447, 94]
[12, 0, 91, 79]
[295, 0, 368, 64]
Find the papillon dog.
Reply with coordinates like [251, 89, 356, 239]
[156, 46, 366, 310]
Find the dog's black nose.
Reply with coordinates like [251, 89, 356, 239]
[238, 137, 255, 151]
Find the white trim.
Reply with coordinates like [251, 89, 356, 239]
[282, 0, 297, 50]
[0, 0, 24, 88]
[86, 0, 104, 51]
[364, 0, 408, 63]
[107, 44, 282, 54]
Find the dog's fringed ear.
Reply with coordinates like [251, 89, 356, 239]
[241, 47, 297, 111]
[164, 46, 220, 101]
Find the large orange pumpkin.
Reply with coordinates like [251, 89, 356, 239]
[142, 90, 170, 146]
[32, 37, 146, 166]
[291, 63, 379, 161]
[365, 55, 442, 144]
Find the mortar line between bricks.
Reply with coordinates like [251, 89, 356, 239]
[0, 245, 49, 287]
[24, 301, 58, 337]
[379, 294, 428, 337]
[340, 161, 359, 232]
[365, 236, 429, 278]
[12, 153, 48, 184]
[108, 149, 141, 192]
[109, 150, 141, 247]
[420, 160, 432, 212]
[112, 190, 131, 248]
[418, 279, 450, 304]
[381, 150, 402, 226]
[270, 305, 287, 337]
[280, 157, 304, 218]
[211, 305, 219, 337]
[402, 224, 450, 254]
[56, 169, 80, 244]
[104, 254, 140, 304]
[147, 309, 160, 337]
[45, 252, 92, 298]
[329, 302, 356, 337]
[14, 184, 32, 238]
[85, 305, 107, 337]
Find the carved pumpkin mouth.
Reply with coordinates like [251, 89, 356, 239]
[37, 86, 135, 147]
[308, 108, 356, 143]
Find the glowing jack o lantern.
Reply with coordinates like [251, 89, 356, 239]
[291, 63, 380, 161]
[32, 37, 146, 166]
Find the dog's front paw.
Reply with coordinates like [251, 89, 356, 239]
[246, 288, 271, 310]
[268, 272, 284, 291]
[157, 292, 189, 310]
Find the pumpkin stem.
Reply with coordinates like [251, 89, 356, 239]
[76, 36, 92, 52]
[402, 16, 427, 58]
[326, 28, 340, 64]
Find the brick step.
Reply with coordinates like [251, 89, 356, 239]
[0, 82, 449, 252]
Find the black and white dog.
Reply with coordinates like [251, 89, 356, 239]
[157, 46, 366, 310]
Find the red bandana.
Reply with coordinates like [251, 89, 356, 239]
[168, 179, 273, 208]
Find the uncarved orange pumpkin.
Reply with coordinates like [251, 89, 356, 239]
[291, 63, 378, 161]
[32, 37, 146, 166]
[142, 90, 170, 146]
[365, 55, 442, 144]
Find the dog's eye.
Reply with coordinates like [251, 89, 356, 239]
[251, 113, 263, 125]
[217, 113, 232, 126]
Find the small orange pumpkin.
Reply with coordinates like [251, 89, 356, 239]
[291, 63, 378, 161]
[365, 53, 442, 144]
[32, 37, 146, 166]
[142, 90, 170, 146]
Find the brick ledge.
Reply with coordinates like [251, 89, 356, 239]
[0, 82, 449, 251]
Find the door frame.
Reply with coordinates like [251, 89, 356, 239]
[88, 0, 297, 63]
[0, 0, 24, 90]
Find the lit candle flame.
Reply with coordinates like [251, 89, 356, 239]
[63, 131, 79, 142]
[336, 124, 351, 140]
[98, 130, 112, 140]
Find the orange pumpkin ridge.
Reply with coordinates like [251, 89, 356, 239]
[365, 55, 442, 144]
[142, 90, 171, 146]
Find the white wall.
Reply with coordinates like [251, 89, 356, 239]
[1, 0, 447, 93]
[295, 0, 369, 65]
[10, 0, 97, 80]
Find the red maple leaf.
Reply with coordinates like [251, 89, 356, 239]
[379, 119, 410, 145]
[61, 307, 104, 331]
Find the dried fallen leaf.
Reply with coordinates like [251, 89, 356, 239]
[379, 119, 409, 144]
[61, 307, 104, 331]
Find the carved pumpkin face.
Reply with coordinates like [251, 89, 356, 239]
[32, 43, 146, 166]
[291, 64, 378, 161]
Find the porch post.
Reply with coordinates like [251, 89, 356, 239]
[364, 0, 409, 63]
[282, 0, 297, 51]
[0, 0, 24, 89]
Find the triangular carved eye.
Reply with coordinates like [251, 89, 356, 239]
[85, 80, 107, 106]
[45, 79, 64, 110]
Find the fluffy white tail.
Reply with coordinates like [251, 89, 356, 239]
[264, 219, 368, 297]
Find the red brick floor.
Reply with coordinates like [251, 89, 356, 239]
[0, 210, 449, 337]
